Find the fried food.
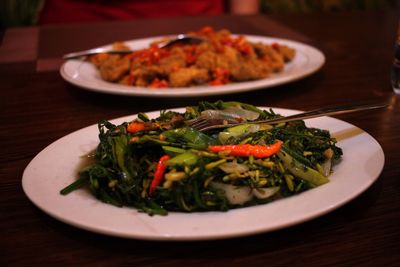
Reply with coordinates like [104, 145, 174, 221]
[88, 26, 296, 88]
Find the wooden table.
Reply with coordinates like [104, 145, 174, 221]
[1, 10, 399, 266]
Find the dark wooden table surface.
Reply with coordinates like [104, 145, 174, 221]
[1, 10, 400, 266]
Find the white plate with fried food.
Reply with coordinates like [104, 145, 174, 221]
[60, 32, 325, 97]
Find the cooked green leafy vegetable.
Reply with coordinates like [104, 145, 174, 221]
[60, 101, 342, 215]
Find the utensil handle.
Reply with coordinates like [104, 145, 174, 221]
[204, 102, 388, 131]
[63, 49, 132, 60]
[264, 102, 388, 124]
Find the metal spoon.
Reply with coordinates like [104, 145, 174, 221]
[63, 34, 203, 60]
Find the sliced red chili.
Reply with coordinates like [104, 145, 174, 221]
[208, 141, 283, 158]
[149, 155, 171, 196]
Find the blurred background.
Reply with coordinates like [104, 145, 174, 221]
[1, 0, 399, 28]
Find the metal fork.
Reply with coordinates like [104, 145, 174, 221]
[63, 34, 203, 60]
[187, 102, 388, 132]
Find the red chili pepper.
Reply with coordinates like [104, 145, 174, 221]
[149, 78, 169, 88]
[127, 122, 145, 133]
[212, 40, 225, 53]
[208, 141, 283, 158]
[238, 44, 252, 55]
[220, 36, 234, 46]
[128, 45, 168, 65]
[271, 43, 280, 50]
[231, 35, 253, 55]
[209, 68, 229, 86]
[149, 155, 170, 196]
[127, 74, 136, 85]
[200, 26, 214, 34]
[208, 79, 224, 86]
[214, 68, 229, 79]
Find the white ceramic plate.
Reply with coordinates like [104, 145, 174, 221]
[60, 36, 325, 97]
[22, 108, 384, 240]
